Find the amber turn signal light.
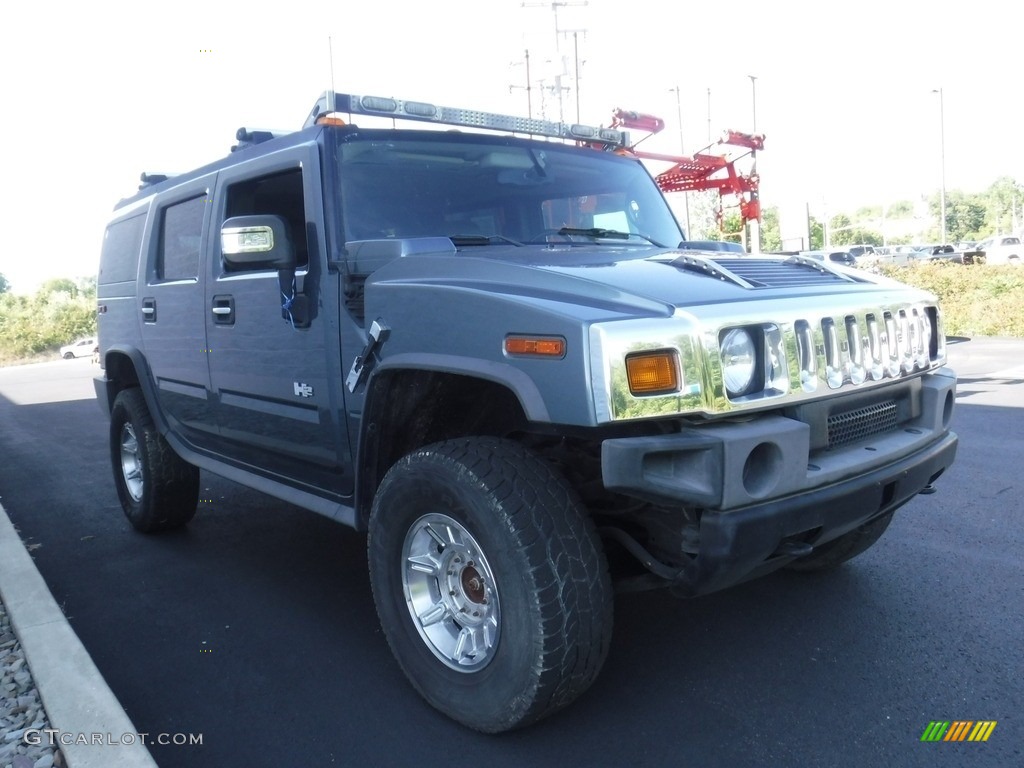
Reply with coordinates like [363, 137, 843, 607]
[625, 351, 680, 395]
[504, 335, 566, 358]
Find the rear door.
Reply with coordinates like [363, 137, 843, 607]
[138, 174, 217, 445]
[205, 145, 352, 496]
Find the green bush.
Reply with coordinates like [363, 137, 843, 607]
[880, 262, 1024, 338]
[0, 283, 97, 365]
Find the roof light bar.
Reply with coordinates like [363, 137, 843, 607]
[303, 91, 629, 148]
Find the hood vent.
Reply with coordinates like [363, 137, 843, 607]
[713, 256, 861, 288]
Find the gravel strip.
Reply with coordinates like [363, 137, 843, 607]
[0, 596, 64, 768]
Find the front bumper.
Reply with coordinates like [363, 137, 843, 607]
[601, 368, 958, 595]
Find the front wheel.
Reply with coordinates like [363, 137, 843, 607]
[368, 437, 613, 733]
[109, 388, 199, 533]
[786, 511, 894, 572]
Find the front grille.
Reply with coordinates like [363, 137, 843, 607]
[827, 400, 899, 449]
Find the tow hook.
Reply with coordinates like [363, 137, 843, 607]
[918, 484, 937, 495]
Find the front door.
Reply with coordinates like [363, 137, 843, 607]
[205, 146, 351, 496]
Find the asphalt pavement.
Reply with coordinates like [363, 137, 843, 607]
[0, 340, 1021, 767]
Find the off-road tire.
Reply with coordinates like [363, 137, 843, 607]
[110, 388, 199, 533]
[368, 437, 613, 733]
[786, 511, 894, 572]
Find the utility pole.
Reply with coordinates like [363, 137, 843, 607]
[509, 49, 533, 118]
[520, 1, 588, 121]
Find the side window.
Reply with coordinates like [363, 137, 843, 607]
[157, 196, 205, 281]
[224, 168, 307, 269]
[99, 213, 146, 284]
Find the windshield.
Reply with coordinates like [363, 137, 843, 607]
[333, 130, 685, 248]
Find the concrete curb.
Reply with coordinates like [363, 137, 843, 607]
[0, 503, 158, 768]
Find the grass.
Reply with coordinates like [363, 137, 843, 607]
[0, 349, 63, 367]
[879, 262, 1024, 338]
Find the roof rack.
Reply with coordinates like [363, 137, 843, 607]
[138, 172, 178, 190]
[302, 91, 629, 148]
[232, 127, 292, 153]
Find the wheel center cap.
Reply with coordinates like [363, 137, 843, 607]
[461, 565, 485, 604]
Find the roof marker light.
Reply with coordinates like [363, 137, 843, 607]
[361, 96, 398, 113]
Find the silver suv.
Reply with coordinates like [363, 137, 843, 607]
[94, 91, 958, 733]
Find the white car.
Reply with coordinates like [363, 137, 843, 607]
[971, 236, 1021, 265]
[60, 337, 97, 359]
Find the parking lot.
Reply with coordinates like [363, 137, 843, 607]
[0, 341, 1021, 767]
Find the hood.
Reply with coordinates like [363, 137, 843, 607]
[365, 241, 924, 318]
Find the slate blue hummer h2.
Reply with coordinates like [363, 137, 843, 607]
[95, 92, 958, 732]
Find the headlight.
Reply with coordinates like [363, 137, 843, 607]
[720, 328, 757, 397]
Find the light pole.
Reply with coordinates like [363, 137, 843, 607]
[748, 74, 758, 132]
[932, 87, 947, 244]
[747, 75, 759, 252]
[669, 85, 692, 238]
[706, 87, 712, 144]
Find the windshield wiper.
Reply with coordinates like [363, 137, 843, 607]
[556, 227, 664, 247]
[449, 234, 525, 247]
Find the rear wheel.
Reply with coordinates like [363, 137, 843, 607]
[62, 352, 74, 360]
[786, 511, 894, 572]
[110, 388, 199, 532]
[368, 437, 613, 733]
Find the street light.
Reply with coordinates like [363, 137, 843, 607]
[748, 74, 758, 132]
[747, 75, 759, 252]
[932, 87, 947, 245]
[669, 84, 691, 238]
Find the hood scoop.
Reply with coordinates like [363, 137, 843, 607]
[652, 252, 861, 289]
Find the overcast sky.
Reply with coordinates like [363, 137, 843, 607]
[2, 0, 1020, 293]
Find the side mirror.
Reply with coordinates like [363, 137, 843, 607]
[221, 215, 296, 270]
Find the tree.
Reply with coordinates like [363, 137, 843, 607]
[946, 191, 986, 243]
[38, 277, 78, 299]
[886, 200, 914, 218]
[828, 213, 881, 247]
[809, 216, 824, 249]
[760, 206, 781, 252]
[0, 273, 8, 295]
[982, 176, 1024, 236]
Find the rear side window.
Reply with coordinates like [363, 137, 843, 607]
[158, 196, 206, 280]
[99, 213, 146, 284]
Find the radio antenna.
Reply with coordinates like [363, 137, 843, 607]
[327, 37, 336, 112]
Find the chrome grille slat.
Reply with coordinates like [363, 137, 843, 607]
[793, 306, 934, 395]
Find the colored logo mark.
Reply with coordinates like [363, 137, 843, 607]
[920, 721, 997, 742]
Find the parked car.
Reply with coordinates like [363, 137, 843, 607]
[59, 337, 97, 359]
[846, 244, 877, 259]
[677, 239, 747, 254]
[926, 244, 963, 264]
[800, 249, 858, 267]
[965, 236, 1022, 265]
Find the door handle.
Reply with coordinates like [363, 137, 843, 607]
[211, 295, 235, 325]
[141, 297, 157, 322]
